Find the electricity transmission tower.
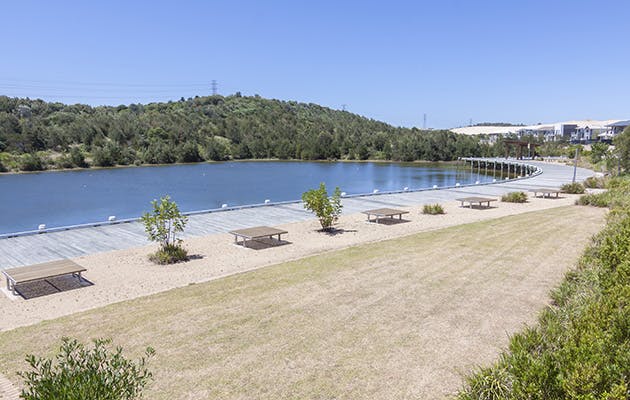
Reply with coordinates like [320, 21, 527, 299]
[211, 80, 218, 95]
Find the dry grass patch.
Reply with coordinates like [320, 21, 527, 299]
[0, 206, 606, 399]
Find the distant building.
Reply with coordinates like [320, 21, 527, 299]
[517, 125, 555, 141]
[566, 120, 620, 143]
[452, 119, 628, 144]
[450, 126, 519, 144]
[601, 120, 630, 142]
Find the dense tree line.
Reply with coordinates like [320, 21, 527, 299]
[0, 94, 493, 172]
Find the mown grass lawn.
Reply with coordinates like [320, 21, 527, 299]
[0, 206, 605, 399]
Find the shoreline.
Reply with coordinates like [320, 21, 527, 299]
[0, 157, 461, 176]
[0, 194, 592, 332]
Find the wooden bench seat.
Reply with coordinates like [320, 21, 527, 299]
[2, 260, 86, 296]
[362, 208, 409, 223]
[229, 226, 288, 248]
[456, 197, 497, 209]
[530, 188, 561, 198]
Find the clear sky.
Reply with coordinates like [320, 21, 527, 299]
[1, 0, 628, 128]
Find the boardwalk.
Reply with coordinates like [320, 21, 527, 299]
[0, 160, 594, 269]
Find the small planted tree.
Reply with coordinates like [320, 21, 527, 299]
[141, 195, 189, 264]
[302, 183, 343, 231]
[19, 337, 154, 400]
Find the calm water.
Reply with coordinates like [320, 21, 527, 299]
[0, 161, 491, 234]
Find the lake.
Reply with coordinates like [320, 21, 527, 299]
[0, 161, 492, 234]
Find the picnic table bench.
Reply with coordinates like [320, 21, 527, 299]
[362, 208, 409, 223]
[530, 188, 561, 198]
[229, 226, 288, 248]
[456, 197, 497, 209]
[2, 260, 86, 296]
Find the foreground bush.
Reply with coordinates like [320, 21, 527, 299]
[422, 204, 445, 215]
[302, 183, 343, 231]
[577, 176, 630, 210]
[19, 338, 154, 400]
[458, 177, 630, 400]
[561, 182, 585, 194]
[500, 192, 527, 203]
[576, 192, 611, 208]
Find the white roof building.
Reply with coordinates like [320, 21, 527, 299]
[451, 119, 627, 143]
[450, 126, 520, 144]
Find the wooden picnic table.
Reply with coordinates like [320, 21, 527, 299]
[229, 226, 288, 248]
[530, 188, 561, 198]
[456, 197, 497, 209]
[2, 259, 86, 296]
[362, 208, 409, 223]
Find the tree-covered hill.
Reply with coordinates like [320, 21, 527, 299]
[0, 94, 489, 172]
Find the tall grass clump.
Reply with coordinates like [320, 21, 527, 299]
[500, 192, 527, 203]
[583, 175, 607, 189]
[458, 176, 630, 400]
[577, 176, 630, 210]
[422, 204, 445, 215]
[561, 182, 586, 194]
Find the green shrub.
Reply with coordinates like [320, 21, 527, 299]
[590, 142, 610, 164]
[149, 243, 189, 264]
[422, 204, 445, 215]
[302, 183, 343, 231]
[92, 146, 116, 167]
[561, 182, 585, 194]
[177, 142, 203, 163]
[70, 147, 89, 168]
[501, 191, 528, 203]
[576, 192, 610, 207]
[18, 337, 154, 400]
[577, 176, 630, 210]
[583, 175, 606, 189]
[19, 153, 45, 171]
[54, 154, 75, 169]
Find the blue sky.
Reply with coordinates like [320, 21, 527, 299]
[1, 0, 629, 128]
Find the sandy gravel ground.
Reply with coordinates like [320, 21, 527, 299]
[0, 194, 590, 331]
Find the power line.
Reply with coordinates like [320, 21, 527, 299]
[0, 78, 212, 88]
[0, 86, 208, 95]
[0, 93, 186, 100]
